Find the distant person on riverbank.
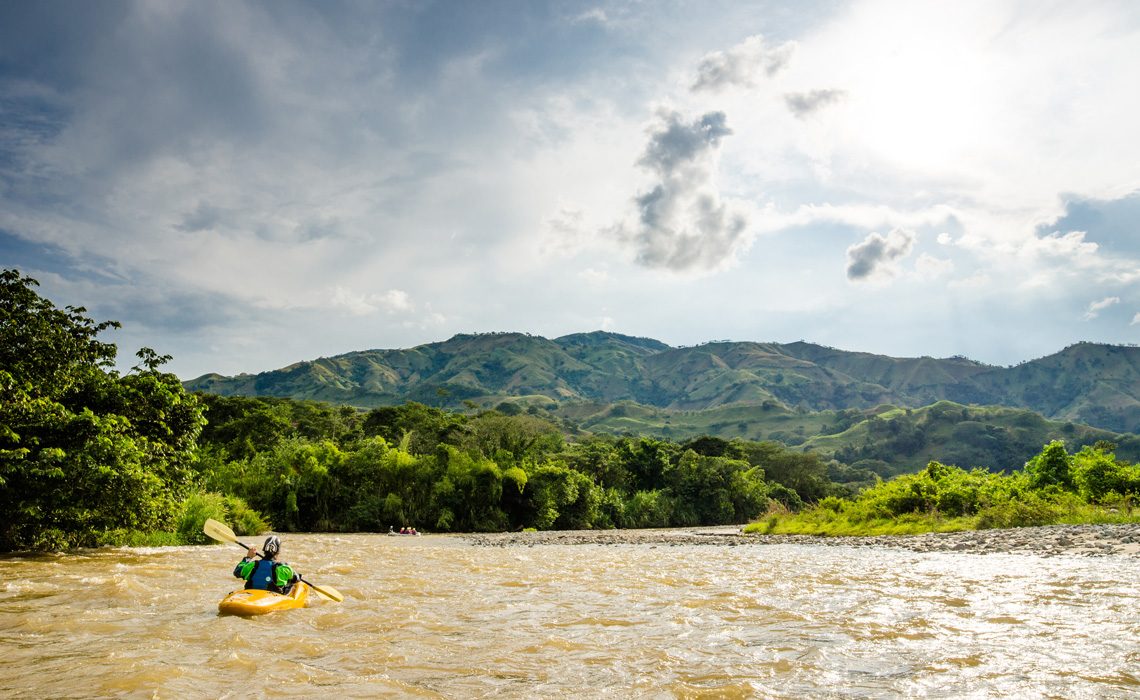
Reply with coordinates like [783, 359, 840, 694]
[233, 535, 300, 594]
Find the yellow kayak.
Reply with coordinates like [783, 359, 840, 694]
[218, 582, 309, 616]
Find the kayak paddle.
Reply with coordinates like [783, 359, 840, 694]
[202, 518, 344, 603]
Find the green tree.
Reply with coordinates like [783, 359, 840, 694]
[562, 436, 630, 490]
[1025, 440, 1074, 490]
[741, 440, 832, 503]
[0, 270, 205, 550]
[362, 402, 467, 455]
[458, 412, 564, 466]
[1071, 444, 1140, 502]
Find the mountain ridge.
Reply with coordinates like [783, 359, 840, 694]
[184, 332, 1140, 434]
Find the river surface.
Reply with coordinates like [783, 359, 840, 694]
[2, 532, 1139, 698]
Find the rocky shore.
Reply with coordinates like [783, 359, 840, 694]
[462, 523, 1140, 557]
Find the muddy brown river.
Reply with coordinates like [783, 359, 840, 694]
[2, 532, 1139, 698]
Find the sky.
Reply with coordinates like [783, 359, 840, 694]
[2, 0, 1139, 379]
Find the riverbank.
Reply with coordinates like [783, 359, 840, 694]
[462, 523, 1140, 557]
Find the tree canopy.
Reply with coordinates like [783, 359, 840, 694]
[0, 270, 205, 549]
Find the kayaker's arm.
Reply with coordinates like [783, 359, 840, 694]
[275, 563, 300, 591]
[233, 548, 258, 580]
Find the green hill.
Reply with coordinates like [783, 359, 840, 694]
[544, 398, 1137, 475]
[184, 333, 1140, 434]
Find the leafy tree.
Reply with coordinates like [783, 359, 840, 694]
[362, 402, 466, 455]
[1071, 444, 1140, 502]
[0, 270, 204, 550]
[624, 489, 674, 528]
[457, 412, 564, 466]
[741, 441, 832, 503]
[432, 446, 507, 531]
[561, 436, 630, 490]
[617, 437, 678, 492]
[1025, 440, 1074, 490]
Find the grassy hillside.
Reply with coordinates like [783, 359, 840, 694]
[183, 332, 1140, 434]
[547, 399, 1137, 475]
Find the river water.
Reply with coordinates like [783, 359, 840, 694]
[2, 533, 1139, 698]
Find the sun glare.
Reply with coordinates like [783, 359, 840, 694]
[838, 7, 997, 176]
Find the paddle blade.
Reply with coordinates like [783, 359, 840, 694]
[302, 578, 344, 603]
[203, 518, 239, 544]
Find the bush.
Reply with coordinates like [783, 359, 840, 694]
[226, 495, 269, 536]
[176, 491, 268, 544]
[976, 500, 1056, 528]
[624, 489, 674, 528]
[177, 492, 230, 544]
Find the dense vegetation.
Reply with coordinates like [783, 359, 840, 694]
[0, 269, 838, 548]
[747, 440, 1140, 536]
[0, 270, 206, 550]
[4, 268, 1140, 551]
[192, 394, 835, 533]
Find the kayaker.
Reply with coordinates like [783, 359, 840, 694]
[233, 535, 301, 594]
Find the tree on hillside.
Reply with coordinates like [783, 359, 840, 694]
[1024, 440, 1073, 490]
[0, 269, 205, 550]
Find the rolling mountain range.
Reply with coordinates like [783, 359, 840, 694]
[185, 332, 1140, 435]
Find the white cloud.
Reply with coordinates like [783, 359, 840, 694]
[331, 286, 414, 316]
[948, 271, 992, 290]
[541, 208, 589, 257]
[914, 253, 954, 279]
[1083, 296, 1120, 321]
[1028, 231, 1099, 260]
[1132, 313, 1140, 326]
[404, 308, 447, 329]
[572, 8, 608, 25]
[579, 267, 609, 285]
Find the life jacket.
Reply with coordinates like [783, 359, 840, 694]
[244, 558, 283, 593]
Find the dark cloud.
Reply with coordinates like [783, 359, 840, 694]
[784, 89, 847, 118]
[620, 111, 750, 272]
[176, 203, 227, 233]
[639, 111, 732, 174]
[692, 35, 795, 91]
[846, 228, 916, 281]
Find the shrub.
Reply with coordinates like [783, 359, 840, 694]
[177, 492, 230, 544]
[176, 492, 268, 544]
[1025, 440, 1073, 490]
[225, 495, 269, 536]
[975, 491, 1066, 529]
[624, 489, 673, 528]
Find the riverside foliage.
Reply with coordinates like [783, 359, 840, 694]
[192, 394, 831, 533]
[745, 440, 1140, 536]
[4, 268, 1140, 550]
[0, 270, 206, 550]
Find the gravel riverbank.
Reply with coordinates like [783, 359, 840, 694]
[462, 523, 1140, 557]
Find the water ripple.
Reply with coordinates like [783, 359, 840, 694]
[2, 536, 1139, 697]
